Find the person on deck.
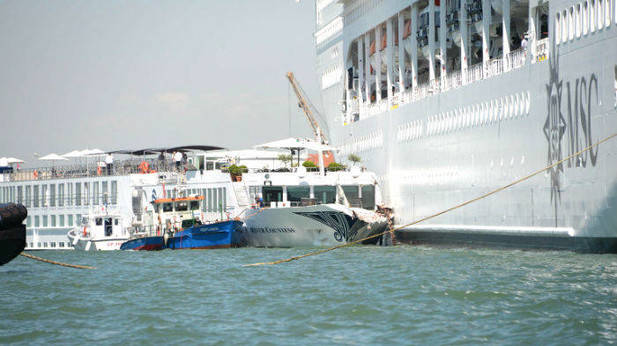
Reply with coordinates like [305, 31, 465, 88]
[173, 151, 183, 171]
[105, 153, 114, 176]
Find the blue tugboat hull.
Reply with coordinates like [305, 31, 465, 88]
[166, 220, 241, 250]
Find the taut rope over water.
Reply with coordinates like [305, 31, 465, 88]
[244, 131, 617, 267]
[20, 252, 95, 270]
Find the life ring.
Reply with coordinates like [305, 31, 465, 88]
[138, 161, 150, 174]
[33, 170, 38, 179]
[97, 166, 102, 176]
[83, 226, 87, 237]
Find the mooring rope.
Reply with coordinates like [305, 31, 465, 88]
[244, 131, 617, 267]
[20, 252, 95, 270]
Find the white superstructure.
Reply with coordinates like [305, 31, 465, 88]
[0, 144, 383, 250]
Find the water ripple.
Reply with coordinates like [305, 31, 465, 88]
[1, 247, 617, 344]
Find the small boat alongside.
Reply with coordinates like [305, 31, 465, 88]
[0, 203, 27, 265]
[122, 195, 241, 250]
[166, 219, 242, 250]
[67, 212, 129, 251]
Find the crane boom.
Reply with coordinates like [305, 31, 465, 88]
[286, 72, 329, 145]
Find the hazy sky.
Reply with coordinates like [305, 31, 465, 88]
[0, 1, 319, 165]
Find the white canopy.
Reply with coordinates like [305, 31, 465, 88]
[6, 157, 24, 164]
[62, 148, 105, 158]
[0, 157, 8, 166]
[254, 137, 335, 152]
[39, 153, 69, 161]
[82, 148, 105, 156]
[62, 150, 84, 158]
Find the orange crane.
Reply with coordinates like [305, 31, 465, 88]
[286, 72, 329, 145]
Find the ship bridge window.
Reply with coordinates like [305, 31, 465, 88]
[361, 185, 376, 210]
[287, 186, 310, 206]
[342, 185, 360, 207]
[163, 203, 173, 212]
[190, 201, 200, 211]
[263, 186, 284, 204]
[96, 218, 103, 226]
[176, 201, 188, 211]
[314, 186, 336, 204]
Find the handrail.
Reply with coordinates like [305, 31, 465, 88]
[352, 46, 538, 122]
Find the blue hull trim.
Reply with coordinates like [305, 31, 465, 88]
[120, 236, 165, 251]
[166, 220, 242, 250]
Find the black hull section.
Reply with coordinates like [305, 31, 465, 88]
[395, 230, 617, 254]
[0, 225, 26, 265]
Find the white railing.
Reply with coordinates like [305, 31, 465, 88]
[348, 45, 547, 122]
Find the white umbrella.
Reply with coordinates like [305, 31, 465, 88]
[62, 150, 85, 158]
[82, 148, 105, 156]
[6, 157, 24, 164]
[39, 153, 69, 161]
[255, 137, 335, 175]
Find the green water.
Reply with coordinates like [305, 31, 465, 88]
[2, 246, 617, 344]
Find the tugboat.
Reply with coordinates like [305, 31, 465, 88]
[0, 203, 27, 265]
[67, 211, 129, 251]
[121, 195, 241, 250]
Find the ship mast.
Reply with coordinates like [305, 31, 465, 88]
[286, 72, 328, 145]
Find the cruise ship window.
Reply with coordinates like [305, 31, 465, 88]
[591, 0, 597, 32]
[583, 2, 589, 34]
[49, 184, 55, 207]
[35, 216, 40, 227]
[68, 214, 73, 226]
[51, 215, 56, 227]
[26, 216, 31, 227]
[576, 4, 582, 37]
[93, 182, 99, 205]
[59, 242, 64, 248]
[111, 181, 117, 205]
[102, 182, 108, 205]
[598, 0, 604, 28]
[25, 186, 31, 207]
[17, 186, 23, 204]
[58, 184, 64, 207]
[222, 187, 227, 212]
[43, 215, 48, 227]
[37, 242, 41, 248]
[43, 242, 48, 248]
[59, 215, 64, 227]
[41, 184, 47, 207]
[569, 7, 575, 40]
[562, 10, 568, 42]
[83, 182, 89, 206]
[75, 183, 81, 206]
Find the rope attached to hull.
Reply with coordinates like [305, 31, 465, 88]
[244, 132, 617, 267]
[20, 252, 95, 270]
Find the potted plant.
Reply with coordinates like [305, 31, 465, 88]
[327, 162, 346, 172]
[347, 153, 361, 166]
[228, 164, 247, 182]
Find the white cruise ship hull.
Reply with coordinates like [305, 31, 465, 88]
[315, 0, 617, 252]
[234, 204, 388, 248]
